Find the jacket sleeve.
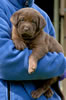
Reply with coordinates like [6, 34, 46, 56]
[0, 8, 66, 80]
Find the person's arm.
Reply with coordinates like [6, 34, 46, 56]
[0, 7, 66, 80]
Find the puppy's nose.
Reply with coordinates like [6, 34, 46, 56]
[24, 27, 29, 32]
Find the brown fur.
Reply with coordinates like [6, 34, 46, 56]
[10, 8, 65, 99]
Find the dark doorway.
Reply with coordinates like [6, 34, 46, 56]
[35, 0, 54, 22]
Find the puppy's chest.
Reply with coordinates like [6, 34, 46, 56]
[23, 31, 46, 49]
[25, 40, 37, 49]
[24, 34, 45, 50]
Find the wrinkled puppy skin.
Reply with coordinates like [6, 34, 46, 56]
[10, 8, 65, 100]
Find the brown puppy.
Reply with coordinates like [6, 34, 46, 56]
[10, 8, 64, 99]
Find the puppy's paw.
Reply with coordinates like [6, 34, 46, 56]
[28, 56, 37, 74]
[13, 39, 27, 50]
[31, 88, 44, 99]
[44, 88, 53, 98]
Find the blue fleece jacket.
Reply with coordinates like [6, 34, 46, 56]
[0, 0, 66, 100]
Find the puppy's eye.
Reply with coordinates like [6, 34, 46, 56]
[19, 17, 24, 22]
[17, 17, 24, 27]
[32, 20, 36, 24]
[20, 18, 24, 22]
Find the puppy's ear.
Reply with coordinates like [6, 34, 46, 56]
[10, 12, 19, 26]
[39, 15, 46, 29]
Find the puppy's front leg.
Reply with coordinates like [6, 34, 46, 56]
[28, 53, 37, 74]
[28, 47, 48, 74]
[12, 35, 27, 50]
[13, 38, 27, 50]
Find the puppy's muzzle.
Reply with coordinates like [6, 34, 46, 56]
[22, 34, 31, 37]
[23, 26, 30, 32]
[24, 27, 29, 32]
[22, 26, 31, 38]
[22, 26, 32, 38]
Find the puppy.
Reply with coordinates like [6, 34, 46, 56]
[10, 8, 64, 99]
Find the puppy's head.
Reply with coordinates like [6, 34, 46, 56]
[10, 8, 46, 39]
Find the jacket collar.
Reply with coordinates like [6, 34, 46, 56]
[9, 0, 34, 8]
